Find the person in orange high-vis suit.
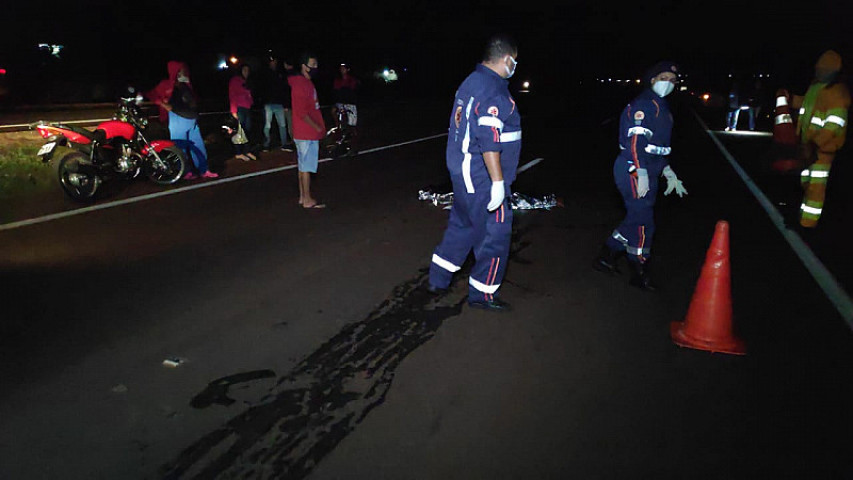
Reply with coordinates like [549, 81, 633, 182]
[785, 50, 850, 228]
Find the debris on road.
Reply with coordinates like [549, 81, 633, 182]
[418, 188, 561, 210]
[162, 358, 185, 368]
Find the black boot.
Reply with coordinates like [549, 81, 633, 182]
[628, 260, 657, 291]
[593, 245, 623, 275]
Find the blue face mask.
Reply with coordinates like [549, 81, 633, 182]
[653, 80, 675, 97]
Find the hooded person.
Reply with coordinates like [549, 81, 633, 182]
[156, 61, 218, 180]
[783, 50, 851, 228]
[146, 61, 184, 126]
[592, 60, 688, 290]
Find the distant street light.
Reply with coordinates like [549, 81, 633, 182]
[37, 43, 64, 58]
[230, 56, 239, 65]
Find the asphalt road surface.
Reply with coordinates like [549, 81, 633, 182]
[2, 90, 852, 479]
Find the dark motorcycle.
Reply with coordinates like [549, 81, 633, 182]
[323, 105, 356, 158]
[32, 92, 186, 201]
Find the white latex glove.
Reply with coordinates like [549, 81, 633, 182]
[636, 168, 650, 198]
[488, 180, 505, 211]
[662, 165, 688, 197]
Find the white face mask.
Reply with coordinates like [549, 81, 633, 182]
[504, 55, 517, 78]
[177, 74, 189, 83]
[652, 80, 674, 97]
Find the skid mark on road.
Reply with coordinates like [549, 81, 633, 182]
[161, 226, 533, 479]
[160, 270, 466, 479]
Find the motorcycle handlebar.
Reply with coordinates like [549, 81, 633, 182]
[119, 94, 144, 105]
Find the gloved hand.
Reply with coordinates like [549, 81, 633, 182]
[636, 168, 650, 198]
[488, 180, 505, 211]
[662, 165, 688, 197]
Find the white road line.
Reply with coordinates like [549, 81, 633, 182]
[715, 130, 773, 137]
[693, 111, 853, 327]
[0, 132, 449, 232]
[517, 157, 544, 174]
[1, 118, 115, 129]
[0, 107, 336, 130]
[2, 113, 231, 131]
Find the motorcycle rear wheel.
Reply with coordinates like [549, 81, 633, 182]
[54, 152, 100, 201]
[322, 131, 351, 159]
[144, 146, 186, 185]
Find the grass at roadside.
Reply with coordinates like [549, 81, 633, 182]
[0, 131, 54, 200]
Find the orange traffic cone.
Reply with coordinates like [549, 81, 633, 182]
[670, 220, 746, 355]
[770, 89, 803, 173]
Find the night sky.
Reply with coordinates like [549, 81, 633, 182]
[0, 0, 849, 105]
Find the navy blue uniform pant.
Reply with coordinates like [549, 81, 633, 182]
[605, 158, 662, 263]
[429, 175, 513, 301]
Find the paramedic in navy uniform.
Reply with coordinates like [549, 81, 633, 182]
[593, 61, 688, 291]
[427, 34, 522, 312]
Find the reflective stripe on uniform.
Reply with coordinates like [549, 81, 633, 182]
[799, 107, 806, 115]
[477, 116, 504, 129]
[613, 231, 649, 256]
[800, 203, 823, 215]
[775, 113, 793, 125]
[461, 97, 475, 193]
[644, 144, 671, 155]
[626, 246, 651, 256]
[432, 254, 461, 272]
[776, 96, 788, 107]
[627, 126, 653, 138]
[469, 276, 500, 294]
[499, 131, 521, 142]
[611, 230, 629, 245]
[808, 163, 831, 182]
[825, 115, 846, 128]
[811, 116, 825, 127]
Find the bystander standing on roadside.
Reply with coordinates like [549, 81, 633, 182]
[159, 61, 218, 180]
[229, 64, 257, 161]
[288, 52, 326, 209]
[259, 56, 294, 152]
[333, 63, 360, 153]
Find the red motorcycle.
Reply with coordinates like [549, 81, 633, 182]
[32, 93, 186, 201]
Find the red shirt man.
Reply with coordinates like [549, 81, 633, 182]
[287, 53, 326, 209]
[289, 67, 325, 141]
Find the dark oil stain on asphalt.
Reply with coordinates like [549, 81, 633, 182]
[190, 370, 277, 409]
[161, 226, 533, 480]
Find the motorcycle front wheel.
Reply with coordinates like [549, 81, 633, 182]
[144, 146, 186, 185]
[54, 152, 100, 201]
